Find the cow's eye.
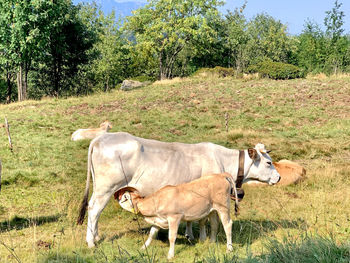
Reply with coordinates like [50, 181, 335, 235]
[267, 161, 272, 166]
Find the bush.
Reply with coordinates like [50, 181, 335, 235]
[247, 61, 305, 80]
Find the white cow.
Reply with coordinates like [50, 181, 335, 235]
[77, 132, 280, 248]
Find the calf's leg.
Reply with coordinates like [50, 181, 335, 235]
[167, 216, 182, 260]
[209, 211, 219, 242]
[185, 222, 194, 240]
[199, 218, 207, 241]
[217, 209, 233, 252]
[142, 226, 159, 249]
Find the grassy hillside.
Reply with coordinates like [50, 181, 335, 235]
[0, 74, 350, 262]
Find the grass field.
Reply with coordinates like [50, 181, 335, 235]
[0, 74, 350, 262]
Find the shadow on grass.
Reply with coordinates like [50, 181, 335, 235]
[230, 218, 307, 245]
[37, 252, 93, 263]
[109, 218, 307, 247]
[0, 214, 61, 232]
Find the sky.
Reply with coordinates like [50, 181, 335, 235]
[75, 0, 350, 35]
[224, 0, 350, 35]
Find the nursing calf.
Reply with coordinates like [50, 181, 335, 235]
[116, 173, 238, 259]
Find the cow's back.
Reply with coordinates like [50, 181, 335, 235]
[93, 132, 231, 196]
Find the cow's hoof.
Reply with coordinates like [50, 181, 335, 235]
[226, 245, 233, 252]
[185, 234, 194, 241]
[95, 235, 101, 242]
[87, 241, 96, 248]
[141, 245, 147, 250]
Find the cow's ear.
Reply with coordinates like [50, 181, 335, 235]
[248, 148, 258, 160]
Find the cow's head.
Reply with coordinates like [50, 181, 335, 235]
[114, 186, 140, 214]
[245, 143, 280, 185]
[100, 121, 113, 131]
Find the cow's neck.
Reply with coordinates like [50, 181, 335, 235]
[232, 149, 254, 184]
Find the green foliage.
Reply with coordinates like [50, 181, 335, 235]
[29, 1, 95, 98]
[87, 11, 133, 92]
[296, 20, 327, 73]
[125, 0, 224, 80]
[247, 60, 305, 79]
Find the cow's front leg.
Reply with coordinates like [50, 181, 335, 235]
[142, 226, 159, 249]
[167, 216, 182, 260]
[86, 191, 112, 247]
[185, 221, 194, 240]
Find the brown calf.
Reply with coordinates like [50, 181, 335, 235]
[115, 173, 238, 259]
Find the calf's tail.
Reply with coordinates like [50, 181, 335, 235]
[77, 140, 95, 225]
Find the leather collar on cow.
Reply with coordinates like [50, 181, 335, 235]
[234, 150, 245, 202]
[236, 150, 245, 189]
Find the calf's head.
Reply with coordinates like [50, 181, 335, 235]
[114, 187, 140, 214]
[245, 143, 280, 185]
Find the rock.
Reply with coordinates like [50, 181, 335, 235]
[120, 80, 148, 91]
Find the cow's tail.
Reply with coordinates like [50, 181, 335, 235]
[77, 140, 95, 225]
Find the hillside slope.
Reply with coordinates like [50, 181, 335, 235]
[0, 75, 349, 262]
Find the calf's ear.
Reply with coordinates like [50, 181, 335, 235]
[248, 148, 258, 160]
[114, 186, 139, 200]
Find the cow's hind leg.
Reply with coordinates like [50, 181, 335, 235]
[86, 191, 113, 247]
[142, 226, 159, 249]
[185, 222, 194, 240]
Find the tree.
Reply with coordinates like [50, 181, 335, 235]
[30, 0, 95, 97]
[246, 13, 291, 64]
[324, 0, 347, 74]
[90, 11, 132, 91]
[125, 0, 223, 80]
[224, 3, 249, 72]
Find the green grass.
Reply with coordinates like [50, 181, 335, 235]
[0, 75, 350, 262]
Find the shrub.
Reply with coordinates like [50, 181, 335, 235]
[247, 61, 305, 80]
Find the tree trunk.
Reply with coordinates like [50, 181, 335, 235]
[159, 49, 166, 80]
[17, 64, 23, 102]
[6, 69, 12, 104]
[23, 63, 28, 100]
